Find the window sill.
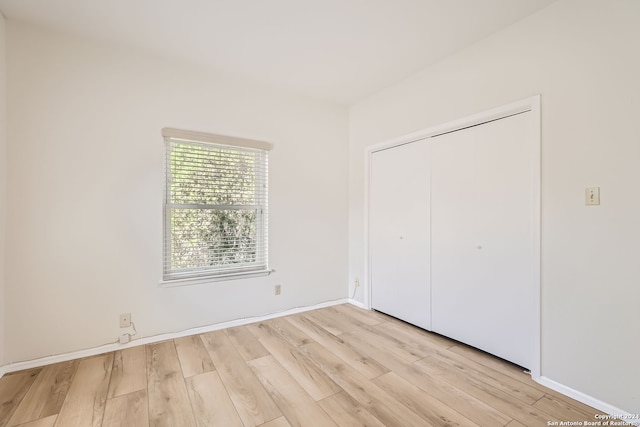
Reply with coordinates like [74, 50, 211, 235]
[159, 269, 273, 288]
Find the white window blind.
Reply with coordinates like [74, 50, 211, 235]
[163, 128, 271, 281]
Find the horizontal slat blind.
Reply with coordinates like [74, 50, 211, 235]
[163, 131, 269, 280]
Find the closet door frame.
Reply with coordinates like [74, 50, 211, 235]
[364, 95, 541, 379]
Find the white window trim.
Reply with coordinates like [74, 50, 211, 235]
[160, 128, 273, 287]
[159, 269, 273, 288]
[162, 127, 273, 151]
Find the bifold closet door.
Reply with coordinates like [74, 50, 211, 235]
[370, 141, 431, 330]
[430, 112, 534, 368]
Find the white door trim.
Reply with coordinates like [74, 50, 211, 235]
[363, 95, 541, 378]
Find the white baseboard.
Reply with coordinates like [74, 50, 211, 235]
[536, 376, 640, 426]
[347, 298, 367, 309]
[0, 298, 349, 376]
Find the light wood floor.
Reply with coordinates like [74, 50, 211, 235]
[0, 304, 601, 427]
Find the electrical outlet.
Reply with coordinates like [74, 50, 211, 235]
[119, 313, 131, 328]
[275, 284, 281, 295]
[354, 278, 360, 287]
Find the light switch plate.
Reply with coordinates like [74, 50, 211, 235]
[585, 187, 600, 205]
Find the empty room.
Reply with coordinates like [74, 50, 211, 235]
[0, 0, 638, 426]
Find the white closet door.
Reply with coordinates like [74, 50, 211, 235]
[431, 112, 534, 368]
[370, 140, 431, 330]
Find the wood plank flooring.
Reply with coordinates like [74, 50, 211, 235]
[0, 304, 603, 426]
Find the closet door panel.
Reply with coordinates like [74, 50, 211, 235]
[431, 113, 534, 368]
[370, 141, 431, 330]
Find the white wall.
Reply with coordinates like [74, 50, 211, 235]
[0, 14, 6, 366]
[349, 0, 639, 415]
[4, 21, 349, 363]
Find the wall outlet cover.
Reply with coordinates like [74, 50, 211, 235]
[119, 313, 131, 328]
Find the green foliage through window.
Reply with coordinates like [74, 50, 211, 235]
[164, 139, 268, 279]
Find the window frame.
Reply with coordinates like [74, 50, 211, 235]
[160, 128, 272, 286]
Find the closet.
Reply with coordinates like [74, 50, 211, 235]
[369, 106, 537, 369]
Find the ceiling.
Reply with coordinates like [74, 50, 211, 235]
[0, 0, 557, 104]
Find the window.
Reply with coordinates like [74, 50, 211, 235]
[162, 128, 271, 282]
